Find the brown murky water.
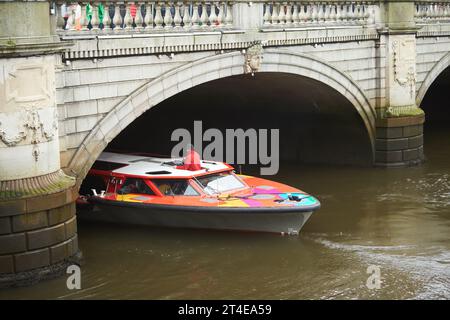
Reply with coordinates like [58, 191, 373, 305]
[1, 128, 449, 300]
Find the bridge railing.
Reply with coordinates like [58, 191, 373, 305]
[55, 1, 234, 33]
[55, 1, 382, 36]
[415, 2, 450, 23]
[261, 1, 374, 28]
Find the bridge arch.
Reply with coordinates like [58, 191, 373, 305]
[417, 52, 450, 107]
[68, 48, 375, 183]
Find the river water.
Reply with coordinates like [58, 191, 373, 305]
[1, 127, 449, 300]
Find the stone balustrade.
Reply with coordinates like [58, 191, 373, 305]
[54, 1, 384, 35]
[262, 1, 374, 27]
[55, 1, 234, 33]
[415, 2, 450, 23]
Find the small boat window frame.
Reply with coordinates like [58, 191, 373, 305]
[116, 177, 157, 196]
[150, 179, 201, 196]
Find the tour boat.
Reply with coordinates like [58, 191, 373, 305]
[77, 151, 320, 235]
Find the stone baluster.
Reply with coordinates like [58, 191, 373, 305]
[173, 2, 182, 29]
[335, 3, 341, 23]
[79, 2, 89, 30]
[311, 3, 318, 23]
[225, 1, 233, 27]
[103, 2, 112, 30]
[56, 2, 66, 31]
[182, 3, 191, 29]
[357, 3, 364, 23]
[278, 3, 286, 24]
[423, 3, 429, 20]
[329, 3, 336, 23]
[91, 3, 101, 31]
[422, 3, 428, 21]
[191, 2, 200, 28]
[263, 2, 271, 25]
[324, 3, 330, 23]
[298, 3, 305, 23]
[65, 4, 76, 30]
[209, 2, 218, 28]
[357, 2, 362, 23]
[113, 2, 123, 29]
[354, 3, 360, 23]
[317, 3, 324, 23]
[144, 1, 154, 29]
[415, 3, 420, 21]
[135, 2, 145, 29]
[285, 3, 292, 25]
[271, 2, 279, 24]
[154, 2, 164, 29]
[217, 2, 224, 27]
[292, 3, 299, 25]
[347, 3, 355, 23]
[199, 2, 208, 28]
[364, 3, 370, 23]
[123, 2, 133, 29]
[305, 3, 312, 23]
[339, 3, 346, 22]
[324, 4, 330, 23]
[163, 2, 173, 28]
[437, 3, 443, 20]
[431, 3, 437, 19]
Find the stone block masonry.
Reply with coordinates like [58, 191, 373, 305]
[0, 189, 80, 287]
[375, 115, 425, 167]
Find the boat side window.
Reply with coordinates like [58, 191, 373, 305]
[153, 180, 199, 196]
[118, 178, 155, 195]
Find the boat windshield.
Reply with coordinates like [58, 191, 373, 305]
[195, 172, 246, 195]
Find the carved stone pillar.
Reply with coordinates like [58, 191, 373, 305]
[0, 1, 80, 287]
[375, 1, 424, 167]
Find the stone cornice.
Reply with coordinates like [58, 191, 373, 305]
[61, 26, 380, 60]
[0, 38, 73, 58]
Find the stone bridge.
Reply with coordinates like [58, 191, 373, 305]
[1, 0, 450, 286]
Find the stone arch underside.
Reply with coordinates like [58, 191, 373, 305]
[417, 52, 450, 107]
[67, 48, 376, 184]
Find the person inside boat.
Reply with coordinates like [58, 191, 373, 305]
[153, 180, 198, 196]
[119, 178, 154, 195]
[157, 183, 173, 195]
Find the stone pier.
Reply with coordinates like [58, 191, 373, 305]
[0, 0, 80, 287]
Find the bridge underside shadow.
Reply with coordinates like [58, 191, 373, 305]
[107, 73, 373, 167]
[420, 66, 450, 165]
[421, 66, 450, 125]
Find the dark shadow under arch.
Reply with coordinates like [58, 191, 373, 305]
[107, 72, 374, 168]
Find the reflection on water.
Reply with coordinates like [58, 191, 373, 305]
[1, 128, 449, 300]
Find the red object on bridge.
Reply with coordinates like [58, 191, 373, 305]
[130, 4, 137, 18]
[178, 148, 202, 171]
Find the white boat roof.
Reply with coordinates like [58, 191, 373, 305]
[96, 152, 232, 178]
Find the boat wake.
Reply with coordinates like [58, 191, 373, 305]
[312, 236, 450, 299]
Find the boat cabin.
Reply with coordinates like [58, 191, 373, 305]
[80, 152, 249, 198]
